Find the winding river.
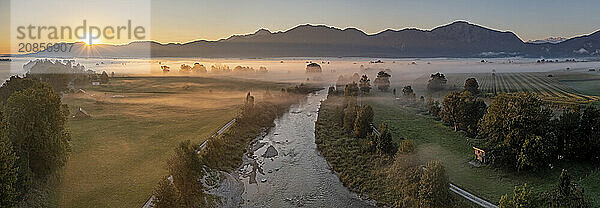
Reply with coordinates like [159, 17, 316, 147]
[230, 89, 373, 207]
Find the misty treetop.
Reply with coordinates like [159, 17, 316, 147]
[374, 71, 391, 91]
[427, 72, 447, 93]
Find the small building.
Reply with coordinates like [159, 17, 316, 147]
[473, 146, 487, 163]
[91, 81, 101, 86]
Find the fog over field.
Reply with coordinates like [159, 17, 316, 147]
[3, 57, 600, 85]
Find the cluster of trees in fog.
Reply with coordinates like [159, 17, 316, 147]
[0, 77, 71, 207]
[23, 59, 110, 92]
[335, 71, 391, 94]
[177, 63, 268, 73]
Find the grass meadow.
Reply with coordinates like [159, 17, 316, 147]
[364, 95, 599, 206]
[56, 76, 288, 207]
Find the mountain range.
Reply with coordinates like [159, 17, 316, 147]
[30, 21, 600, 58]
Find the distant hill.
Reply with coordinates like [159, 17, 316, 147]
[29, 21, 600, 58]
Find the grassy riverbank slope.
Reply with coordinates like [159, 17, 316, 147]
[315, 94, 469, 207]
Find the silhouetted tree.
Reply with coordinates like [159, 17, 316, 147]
[402, 86, 416, 99]
[100, 71, 109, 84]
[343, 98, 358, 133]
[344, 82, 359, 97]
[464, 77, 480, 95]
[374, 122, 396, 155]
[374, 71, 391, 91]
[358, 75, 371, 94]
[354, 105, 374, 138]
[427, 72, 447, 93]
[192, 63, 207, 73]
[426, 96, 441, 119]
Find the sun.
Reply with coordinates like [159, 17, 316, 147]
[79, 37, 100, 46]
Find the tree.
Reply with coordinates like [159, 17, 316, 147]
[166, 140, 207, 207]
[352, 73, 360, 83]
[426, 96, 441, 119]
[374, 71, 391, 91]
[499, 184, 538, 208]
[478, 93, 556, 170]
[441, 91, 486, 136]
[353, 105, 374, 138]
[0, 76, 47, 104]
[100, 71, 109, 84]
[441, 92, 461, 131]
[374, 122, 397, 155]
[402, 86, 416, 99]
[397, 139, 414, 154]
[306, 63, 322, 73]
[580, 105, 600, 161]
[418, 161, 450, 208]
[4, 85, 71, 181]
[464, 77, 480, 95]
[344, 82, 359, 97]
[358, 75, 371, 94]
[500, 170, 591, 208]
[343, 98, 358, 133]
[153, 176, 178, 208]
[541, 169, 591, 208]
[553, 109, 582, 159]
[336, 75, 346, 87]
[244, 92, 255, 114]
[0, 137, 18, 207]
[179, 64, 192, 73]
[192, 63, 208, 73]
[427, 72, 447, 93]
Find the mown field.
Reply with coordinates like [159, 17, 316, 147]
[363, 95, 599, 206]
[56, 76, 288, 207]
[414, 72, 600, 104]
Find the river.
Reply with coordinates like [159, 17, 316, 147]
[216, 89, 373, 207]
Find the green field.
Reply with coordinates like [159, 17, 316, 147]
[364, 95, 599, 206]
[57, 76, 288, 207]
[414, 72, 600, 104]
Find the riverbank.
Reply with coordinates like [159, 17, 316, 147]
[315, 93, 470, 207]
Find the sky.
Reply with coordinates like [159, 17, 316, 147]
[2, 0, 600, 54]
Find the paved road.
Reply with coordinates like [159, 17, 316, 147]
[450, 184, 498, 208]
[142, 119, 236, 208]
